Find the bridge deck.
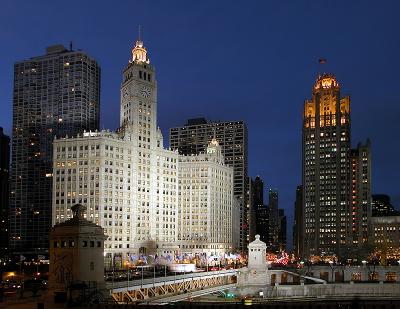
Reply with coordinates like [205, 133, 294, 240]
[145, 283, 236, 305]
[108, 269, 237, 292]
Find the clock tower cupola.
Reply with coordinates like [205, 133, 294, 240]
[131, 27, 150, 64]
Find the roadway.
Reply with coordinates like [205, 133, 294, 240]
[107, 269, 237, 291]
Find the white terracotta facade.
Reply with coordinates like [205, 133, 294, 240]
[52, 38, 237, 261]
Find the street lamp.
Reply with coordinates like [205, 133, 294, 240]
[362, 260, 367, 267]
[328, 260, 334, 283]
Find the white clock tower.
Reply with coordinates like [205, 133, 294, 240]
[118, 37, 178, 252]
[120, 38, 157, 148]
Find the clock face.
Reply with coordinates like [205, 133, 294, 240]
[140, 86, 151, 98]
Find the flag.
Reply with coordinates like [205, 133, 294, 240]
[318, 58, 327, 64]
[130, 255, 138, 262]
[20, 255, 26, 261]
[139, 255, 148, 264]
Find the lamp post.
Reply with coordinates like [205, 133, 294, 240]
[127, 263, 130, 291]
[362, 260, 367, 267]
[153, 264, 156, 287]
[141, 266, 144, 288]
[328, 260, 334, 283]
[361, 260, 367, 282]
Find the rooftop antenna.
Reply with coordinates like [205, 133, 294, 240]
[138, 24, 141, 41]
[69, 41, 73, 51]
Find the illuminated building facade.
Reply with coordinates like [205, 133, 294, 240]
[53, 38, 238, 263]
[10, 45, 100, 253]
[0, 127, 10, 253]
[178, 140, 237, 254]
[53, 39, 179, 262]
[350, 141, 372, 251]
[169, 119, 248, 250]
[302, 74, 371, 258]
[372, 194, 399, 217]
[371, 216, 400, 251]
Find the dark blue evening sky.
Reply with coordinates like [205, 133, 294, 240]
[1, 1, 400, 247]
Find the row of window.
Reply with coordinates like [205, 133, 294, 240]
[53, 240, 102, 248]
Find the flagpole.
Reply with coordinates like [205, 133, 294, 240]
[141, 266, 144, 288]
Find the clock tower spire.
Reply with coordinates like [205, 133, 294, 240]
[131, 26, 150, 64]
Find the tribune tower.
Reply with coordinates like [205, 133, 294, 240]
[302, 74, 352, 257]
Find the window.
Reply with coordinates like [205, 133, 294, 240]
[351, 272, 361, 282]
[83, 241, 88, 247]
[386, 272, 397, 282]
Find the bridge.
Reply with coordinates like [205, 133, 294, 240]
[107, 269, 237, 304]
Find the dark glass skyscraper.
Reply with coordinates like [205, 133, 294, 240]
[268, 189, 279, 247]
[0, 127, 10, 253]
[278, 208, 287, 251]
[9, 45, 100, 253]
[253, 176, 269, 243]
[293, 185, 303, 257]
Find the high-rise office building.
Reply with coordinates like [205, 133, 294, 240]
[252, 176, 264, 211]
[293, 185, 303, 258]
[10, 45, 100, 253]
[0, 127, 10, 253]
[169, 118, 248, 250]
[178, 140, 237, 254]
[252, 176, 269, 243]
[256, 205, 269, 244]
[278, 208, 287, 251]
[247, 177, 257, 242]
[268, 189, 279, 248]
[372, 194, 399, 217]
[370, 216, 400, 252]
[302, 73, 371, 258]
[350, 141, 371, 252]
